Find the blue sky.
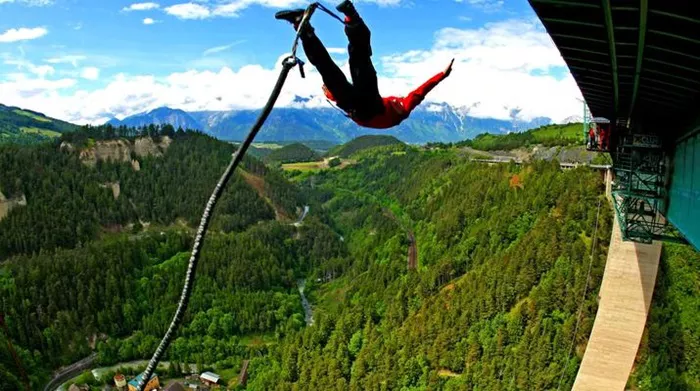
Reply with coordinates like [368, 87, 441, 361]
[0, 0, 583, 124]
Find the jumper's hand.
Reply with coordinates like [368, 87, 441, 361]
[443, 58, 454, 78]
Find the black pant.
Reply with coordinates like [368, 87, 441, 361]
[301, 18, 385, 120]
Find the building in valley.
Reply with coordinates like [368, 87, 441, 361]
[127, 372, 160, 391]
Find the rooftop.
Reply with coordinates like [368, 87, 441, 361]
[200, 371, 220, 383]
[127, 372, 158, 387]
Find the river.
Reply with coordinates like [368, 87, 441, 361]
[297, 279, 314, 326]
[293, 205, 310, 227]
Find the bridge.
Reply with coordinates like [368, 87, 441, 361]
[527, 1, 699, 390]
[471, 158, 612, 170]
[529, 0, 699, 249]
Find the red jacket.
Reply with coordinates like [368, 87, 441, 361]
[328, 71, 448, 129]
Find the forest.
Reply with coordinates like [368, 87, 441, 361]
[426, 123, 582, 151]
[0, 127, 698, 390]
[326, 135, 405, 158]
[0, 103, 78, 145]
[264, 143, 320, 164]
[0, 126, 301, 259]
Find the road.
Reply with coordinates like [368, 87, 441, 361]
[380, 207, 417, 271]
[43, 353, 97, 391]
[471, 158, 611, 170]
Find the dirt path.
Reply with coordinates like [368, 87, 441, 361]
[381, 207, 417, 270]
[407, 231, 417, 270]
[240, 170, 291, 222]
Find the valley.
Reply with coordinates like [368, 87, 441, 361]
[0, 124, 697, 391]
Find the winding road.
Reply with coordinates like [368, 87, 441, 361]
[43, 353, 97, 391]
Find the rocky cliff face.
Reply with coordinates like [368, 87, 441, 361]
[79, 139, 132, 167]
[0, 189, 27, 222]
[66, 136, 172, 167]
[134, 135, 172, 157]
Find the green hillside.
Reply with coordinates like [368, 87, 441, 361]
[457, 122, 583, 151]
[0, 103, 78, 144]
[1, 125, 698, 390]
[326, 134, 406, 158]
[264, 142, 320, 164]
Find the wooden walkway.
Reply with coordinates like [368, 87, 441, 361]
[572, 216, 662, 391]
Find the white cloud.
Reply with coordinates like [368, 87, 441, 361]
[4, 58, 55, 77]
[164, 3, 211, 19]
[456, 0, 504, 12]
[45, 55, 86, 67]
[80, 67, 100, 80]
[0, 73, 75, 104]
[123, 2, 159, 11]
[0, 27, 48, 43]
[377, 19, 582, 121]
[143, 17, 158, 25]
[164, 0, 399, 19]
[0, 0, 53, 6]
[202, 40, 246, 56]
[0, 18, 582, 125]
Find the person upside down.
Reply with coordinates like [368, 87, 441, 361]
[275, 0, 454, 129]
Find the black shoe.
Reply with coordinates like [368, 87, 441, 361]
[275, 9, 305, 26]
[336, 0, 357, 16]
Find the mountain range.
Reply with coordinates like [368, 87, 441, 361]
[107, 101, 553, 144]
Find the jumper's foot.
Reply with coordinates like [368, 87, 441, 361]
[275, 9, 305, 28]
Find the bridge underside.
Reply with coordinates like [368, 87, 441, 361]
[529, 0, 700, 248]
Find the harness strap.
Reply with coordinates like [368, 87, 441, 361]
[326, 98, 352, 118]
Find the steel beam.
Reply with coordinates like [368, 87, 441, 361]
[550, 33, 606, 44]
[568, 57, 611, 67]
[629, 0, 648, 118]
[602, 0, 619, 114]
[542, 17, 604, 28]
[640, 82, 694, 97]
[650, 10, 700, 25]
[558, 46, 609, 56]
[569, 65, 611, 76]
[643, 68, 700, 86]
[646, 44, 700, 62]
[646, 58, 700, 74]
[649, 29, 700, 45]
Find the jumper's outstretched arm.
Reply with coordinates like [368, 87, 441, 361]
[402, 58, 454, 113]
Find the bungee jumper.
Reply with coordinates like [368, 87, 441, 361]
[137, 3, 448, 389]
[275, 0, 455, 129]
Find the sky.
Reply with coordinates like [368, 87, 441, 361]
[0, 0, 584, 125]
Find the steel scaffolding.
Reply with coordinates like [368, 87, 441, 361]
[612, 133, 686, 244]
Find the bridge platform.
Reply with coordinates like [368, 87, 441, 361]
[572, 216, 661, 390]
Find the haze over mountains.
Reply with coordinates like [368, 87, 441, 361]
[107, 101, 553, 143]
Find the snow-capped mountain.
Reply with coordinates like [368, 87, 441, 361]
[106, 103, 552, 144]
